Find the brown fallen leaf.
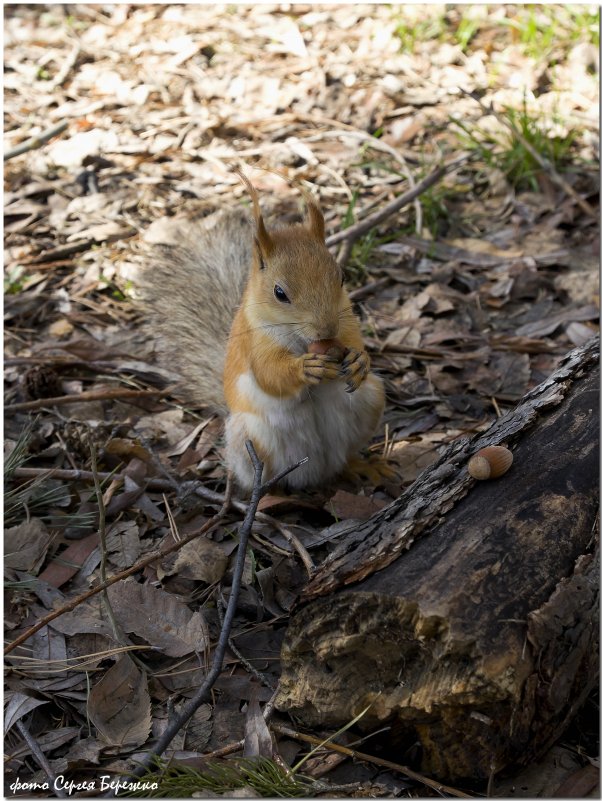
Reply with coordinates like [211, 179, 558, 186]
[166, 415, 215, 457]
[469, 351, 531, 400]
[257, 494, 322, 514]
[38, 532, 99, 588]
[243, 685, 273, 759]
[398, 235, 523, 266]
[553, 764, 599, 798]
[105, 520, 141, 569]
[87, 656, 151, 748]
[64, 737, 106, 768]
[48, 318, 74, 339]
[326, 490, 387, 521]
[7, 727, 80, 762]
[515, 303, 598, 338]
[4, 693, 49, 734]
[32, 624, 67, 668]
[4, 518, 51, 573]
[158, 537, 229, 584]
[184, 704, 213, 752]
[565, 322, 597, 347]
[48, 603, 113, 639]
[388, 436, 444, 485]
[107, 579, 210, 657]
[105, 437, 152, 463]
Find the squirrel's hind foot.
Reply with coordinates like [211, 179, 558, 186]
[342, 454, 400, 487]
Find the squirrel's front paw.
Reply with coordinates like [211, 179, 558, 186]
[340, 348, 370, 392]
[301, 353, 341, 385]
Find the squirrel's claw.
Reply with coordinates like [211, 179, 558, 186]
[340, 348, 370, 392]
[302, 353, 341, 385]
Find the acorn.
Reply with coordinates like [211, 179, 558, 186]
[467, 446, 513, 480]
[308, 338, 346, 362]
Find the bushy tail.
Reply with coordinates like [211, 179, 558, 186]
[140, 209, 252, 411]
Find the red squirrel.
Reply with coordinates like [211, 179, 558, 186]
[142, 172, 385, 492]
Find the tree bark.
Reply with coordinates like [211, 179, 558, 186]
[275, 337, 599, 781]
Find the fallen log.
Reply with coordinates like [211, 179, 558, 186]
[275, 337, 599, 782]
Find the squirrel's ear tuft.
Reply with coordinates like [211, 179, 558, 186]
[298, 185, 325, 242]
[306, 198, 325, 242]
[234, 168, 273, 256]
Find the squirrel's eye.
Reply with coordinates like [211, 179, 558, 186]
[274, 284, 290, 303]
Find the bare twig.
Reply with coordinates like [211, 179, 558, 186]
[198, 739, 245, 760]
[335, 238, 353, 268]
[4, 484, 232, 657]
[15, 719, 67, 798]
[463, 89, 597, 219]
[49, 42, 81, 89]
[259, 453, 309, 492]
[6, 387, 173, 413]
[12, 466, 169, 486]
[4, 120, 68, 162]
[24, 229, 137, 264]
[217, 593, 277, 690]
[271, 723, 473, 798]
[325, 154, 471, 257]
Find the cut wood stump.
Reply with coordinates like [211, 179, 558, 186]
[275, 337, 599, 781]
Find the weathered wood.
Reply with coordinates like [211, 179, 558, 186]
[276, 338, 599, 781]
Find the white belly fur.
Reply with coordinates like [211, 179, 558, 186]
[226, 371, 383, 491]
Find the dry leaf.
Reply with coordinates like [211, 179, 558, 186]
[257, 494, 321, 514]
[4, 518, 51, 573]
[32, 625, 67, 667]
[48, 318, 74, 338]
[48, 605, 113, 639]
[107, 579, 210, 656]
[158, 538, 229, 585]
[166, 416, 214, 457]
[552, 764, 600, 798]
[64, 737, 105, 767]
[38, 533, 99, 588]
[389, 435, 446, 485]
[4, 693, 49, 734]
[565, 322, 597, 347]
[326, 490, 386, 521]
[9, 727, 80, 761]
[184, 704, 213, 752]
[515, 304, 598, 338]
[243, 685, 273, 758]
[105, 437, 152, 462]
[134, 409, 189, 445]
[87, 656, 151, 748]
[105, 520, 141, 569]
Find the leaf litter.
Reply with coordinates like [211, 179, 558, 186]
[3, 4, 599, 798]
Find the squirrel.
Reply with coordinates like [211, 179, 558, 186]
[141, 172, 385, 492]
